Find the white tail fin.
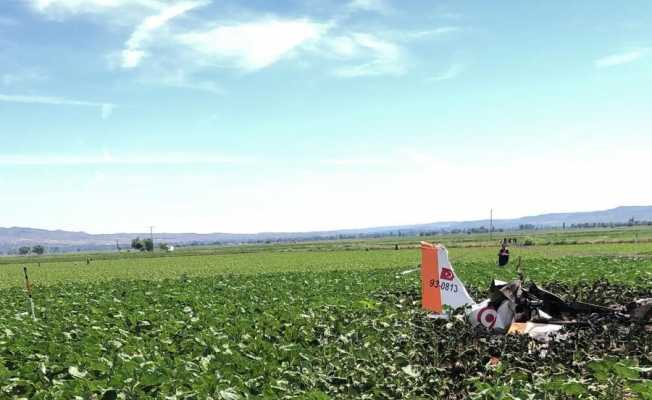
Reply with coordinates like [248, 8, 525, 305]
[420, 242, 475, 314]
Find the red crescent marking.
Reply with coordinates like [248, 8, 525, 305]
[477, 307, 498, 329]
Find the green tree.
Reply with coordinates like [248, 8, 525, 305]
[143, 238, 154, 252]
[32, 245, 45, 255]
[18, 246, 30, 255]
[131, 237, 144, 251]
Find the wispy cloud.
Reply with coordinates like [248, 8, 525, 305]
[28, 0, 162, 16]
[426, 63, 464, 82]
[595, 48, 648, 68]
[403, 26, 462, 40]
[347, 0, 390, 14]
[331, 33, 405, 77]
[0, 93, 115, 119]
[0, 153, 254, 166]
[121, 1, 209, 69]
[176, 18, 329, 71]
[25, 1, 437, 81]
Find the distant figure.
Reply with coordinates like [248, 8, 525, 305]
[497, 243, 510, 266]
[395, 244, 399, 250]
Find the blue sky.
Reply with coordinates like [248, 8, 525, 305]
[1, 0, 651, 233]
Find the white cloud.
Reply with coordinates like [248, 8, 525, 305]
[348, 0, 390, 14]
[120, 0, 208, 68]
[26, 1, 418, 81]
[331, 33, 404, 77]
[595, 48, 648, 68]
[0, 93, 115, 118]
[426, 64, 464, 82]
[0, 153, 253, 166]
[326, 36, 358, 58]
[405, 26, 462, 40]
[176, 18, 329, 71]
[121, 49, 146, 68]
[26, 0, 416, 80]
[29, 0, 163, 15]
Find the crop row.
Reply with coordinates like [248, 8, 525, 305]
[1, 256, 650, 399]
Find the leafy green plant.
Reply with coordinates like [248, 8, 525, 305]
[0, 247, 650, 399]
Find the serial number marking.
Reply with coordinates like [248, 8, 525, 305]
[428, 279, 459, 293]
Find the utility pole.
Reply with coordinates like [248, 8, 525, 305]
[489, 208, 493, 243]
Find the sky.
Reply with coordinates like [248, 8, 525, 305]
[0, 0, 651, 234]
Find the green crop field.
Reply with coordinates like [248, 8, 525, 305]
[2, 238, 652, 288]
[1, 231, 651, 399]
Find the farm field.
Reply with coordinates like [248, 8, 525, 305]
[2, 236, 652, 288]
[3, 225, 652, 266]
[1, 234, 651, 399]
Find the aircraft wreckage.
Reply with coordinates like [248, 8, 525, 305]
[416, 241, 652, 341]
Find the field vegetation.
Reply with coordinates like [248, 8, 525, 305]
[1, 228, 651, 399]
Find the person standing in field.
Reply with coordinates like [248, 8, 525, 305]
[497, 242, 510, 266]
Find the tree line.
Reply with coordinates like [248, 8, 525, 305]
[130, 237, 171, 252]
[17, 245, 45, 255]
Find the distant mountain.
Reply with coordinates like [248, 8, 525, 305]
[393, 205, 652, 232]
[1, 206, 651, 254]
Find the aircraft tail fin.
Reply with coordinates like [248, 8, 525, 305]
[420, 241, 475, 313]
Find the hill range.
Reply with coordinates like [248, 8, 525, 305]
[1, 206, 651, 253]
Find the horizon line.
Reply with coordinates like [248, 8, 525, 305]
[1, 204, 650, 236]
